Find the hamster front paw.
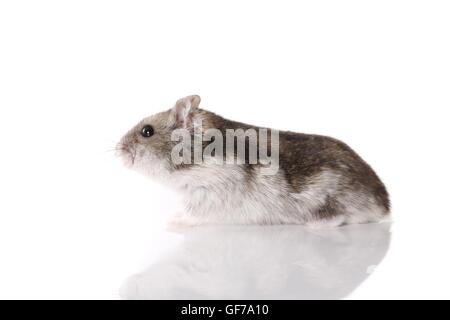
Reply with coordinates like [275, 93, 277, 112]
[166, 213, 200, 232]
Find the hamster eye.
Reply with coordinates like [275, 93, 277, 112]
[141, 125, 154, 138]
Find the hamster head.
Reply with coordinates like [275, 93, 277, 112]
[116, 95, 201, 179]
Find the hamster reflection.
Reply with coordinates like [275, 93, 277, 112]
[121, 223, 391, 299]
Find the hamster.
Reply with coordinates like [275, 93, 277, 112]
[117, 95, 390, 227]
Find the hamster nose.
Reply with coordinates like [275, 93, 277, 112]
[116, 141, 133, 156]
[116, 142, 137, 166]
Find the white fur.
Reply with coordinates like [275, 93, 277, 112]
[122, 144, 388, 227]
[159, 159, 388, 227]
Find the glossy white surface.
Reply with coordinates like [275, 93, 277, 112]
[121, 223, 391, 300]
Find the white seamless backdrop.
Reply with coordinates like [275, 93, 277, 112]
[0, 1, 449, 299]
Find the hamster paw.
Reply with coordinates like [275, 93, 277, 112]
[166, 214, 199, 232]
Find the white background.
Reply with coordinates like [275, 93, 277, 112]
[1, 1, 449, 299]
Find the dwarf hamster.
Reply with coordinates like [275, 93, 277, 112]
[117, 95, 390, 227]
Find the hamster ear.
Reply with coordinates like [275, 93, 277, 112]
[170, 95, 201, 128]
